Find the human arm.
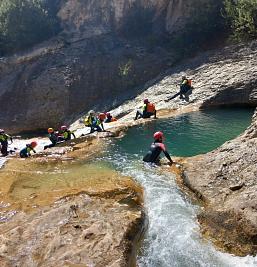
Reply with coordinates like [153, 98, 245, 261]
[163, 150, 173, 164]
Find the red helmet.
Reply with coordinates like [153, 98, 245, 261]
[106, 112, 111, 117]
[30, 141, 38, 148]
[61, 125, 67, 131]
[144, 99, 149, 104]
[153, 131, 164, 140]
[48, 128, 54, 133]
[0, 129, 4, 134]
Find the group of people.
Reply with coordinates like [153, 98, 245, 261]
[84, 111, 117, 133]
[0, 76, 192, 164]
[0, 111, 117, 158]
[44, 125, 76, 150]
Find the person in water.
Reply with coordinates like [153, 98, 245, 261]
[166, 76, 193, 102]
[104, 112, 117, 123]
[134, 99, 157, 120]
[143, 131, 173, 164]
[59, 125, 76, 141]
[0, 129, 13, 156]
[20, 141, 37, 158]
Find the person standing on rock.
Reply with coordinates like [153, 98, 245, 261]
[143, 131, 173, 165]
[166, 76, 193, 102]
[0, 129, 13, 157]
[134, 99, 157, 120]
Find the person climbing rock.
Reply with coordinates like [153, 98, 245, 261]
[84, 110, 103, 133]
[166, 76, 193, 102]
[104, 112, 117, 123]
[0, 129, 13, 157]
[20, 141, 37, 158]
[59, 125, 76, 141]
[134, 99, 157, 120]
[44, 128, 59, 150]
[143, 131, 173, 164]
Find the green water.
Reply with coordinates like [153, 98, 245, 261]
[114, 107, 254, 157]
[99, 107, 256, 267]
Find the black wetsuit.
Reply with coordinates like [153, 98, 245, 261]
[105, 116, 112, 123]
[44, 132, 58, 150]
[143, 141, 173, 164]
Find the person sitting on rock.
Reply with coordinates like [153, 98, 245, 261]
[58, 125, 76, 141]
[143, 131, 173, 165]
[44, 128, 60, 150]
[20, 141, 37, 158]
[134, 99, 157, 120]
[0, 129, 13, 157]
[166, 76, 193, 102]
[104, 112, 117, 123]
[84, 110, 103, 133]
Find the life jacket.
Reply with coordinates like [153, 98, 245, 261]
[84, 116, 93, 126]
[146, 103, 155, 113]
[0, 134, 8, 142]
[63, 130, 71, 140]
[187, 79, 192, 87]
[98, 113, 106, 122]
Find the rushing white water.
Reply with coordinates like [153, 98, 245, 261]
[99, 147, 257, 267]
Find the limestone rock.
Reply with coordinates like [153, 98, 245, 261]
[183, 110, 257, 256]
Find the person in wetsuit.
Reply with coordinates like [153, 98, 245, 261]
[20, 141, 37, 158]
[84, 110, 103, 133]
[143, 131, 173, 164]
[165, 76, 192, 102]
[0, 129, 13, 156]
[44, 128, 59, 150]
[59, 125, 76, 141]
[134, 99, 157, 120]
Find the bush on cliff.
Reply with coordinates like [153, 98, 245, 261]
[224, 0, 257, 41]
[0, 0, 60, 56]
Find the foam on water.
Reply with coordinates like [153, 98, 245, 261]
[99, 108, 256, 267]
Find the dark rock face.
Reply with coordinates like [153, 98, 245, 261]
[0, 0, 194, 133]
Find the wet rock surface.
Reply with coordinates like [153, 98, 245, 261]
[182, 110, 257, 256]
[112, 41, 257, 120]
[0, 134, 144, 267]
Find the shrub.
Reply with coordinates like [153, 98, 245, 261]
[224, 0, 257, 41]
[0, 0, 61, 55]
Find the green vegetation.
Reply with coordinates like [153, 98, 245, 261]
[0, 0, 60, 56]
[224, 0, 257, 41]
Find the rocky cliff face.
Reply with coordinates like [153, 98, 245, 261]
[0, 0, 195, 133]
